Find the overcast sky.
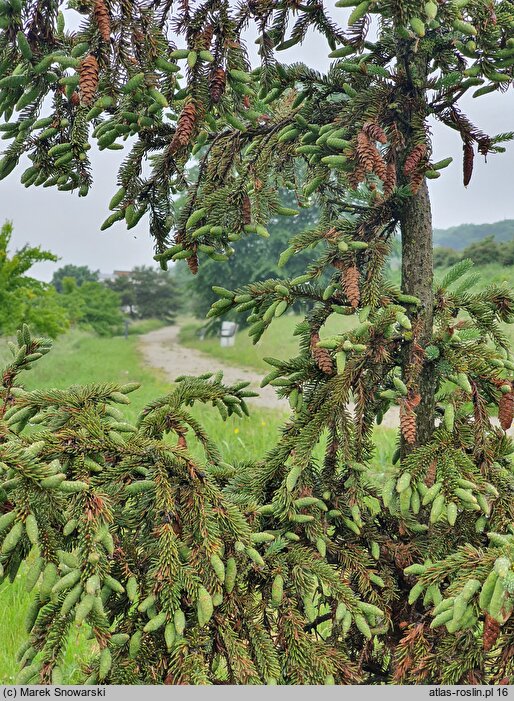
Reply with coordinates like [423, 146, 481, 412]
[1, 11, 513, 281]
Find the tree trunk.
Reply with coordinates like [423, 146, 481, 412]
[400, 179, 436, 448]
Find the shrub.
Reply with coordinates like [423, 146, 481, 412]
[433, 247, 461, 269]
[58, 279, 124, 336]
[52, 266, 100, 293]
[0, 327, 361, 684]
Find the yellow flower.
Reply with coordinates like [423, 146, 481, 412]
[261, 421, 266, 427]
[234, 427, 240, 434]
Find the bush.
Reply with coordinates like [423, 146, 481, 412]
[433, 246, 461, 268]
[58, 278, 124, 336]
[460, 236, 502, 267]
[0, 327, 352, 685]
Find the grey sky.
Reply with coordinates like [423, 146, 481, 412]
[1, 12, 513, 281]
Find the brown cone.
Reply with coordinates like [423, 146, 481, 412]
[383, 162, 397, 197]
[372, 149, 388, 181]
[210, 67, 226, 104]
[363, 121, 387, 145]
[408, 170, 424, 195]
[79, 55, 99, 106]
[310, 332, 334, 375]
[348, 162, 366, 189]
[94, 0, 111, 43]
[499, 390, 514, 430]
[187, 252, 199, 275]
[342, 265, 360, 309]
[407, 392, 421, 409]
[169, 100, 197, 153]
[400, 401, 416, 445]
[199, 24, 214, 50]
[425, 459, 437, 488]
[483, 613, 500, 652]
[463, 142, 474, 187]
[242, 194, 251, 224]
[356, 131, 375, 173]
[403, 144, 426, 176]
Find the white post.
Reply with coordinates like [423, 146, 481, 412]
[220, 321, 238, 347]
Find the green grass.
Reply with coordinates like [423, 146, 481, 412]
[4, 330, 167, 424]
[177, 314, 400, 477]
[0, 569, 92, 684]
[123, 318, 168, 336]
[434, 262, 514, 291]
[0, 571, 38, 684]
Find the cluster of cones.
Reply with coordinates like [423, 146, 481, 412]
[350, 122, 389, 190]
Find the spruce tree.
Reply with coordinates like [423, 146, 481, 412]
[2, 0, 514, 685]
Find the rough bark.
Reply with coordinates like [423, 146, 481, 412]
[400, 179, 436, 449]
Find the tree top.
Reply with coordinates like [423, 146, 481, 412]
[0, 0, 512, 269]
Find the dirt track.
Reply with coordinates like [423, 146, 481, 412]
[140, 325, 513, 438]
[138, 325, 287, 411]
[138, 324, 404, 427]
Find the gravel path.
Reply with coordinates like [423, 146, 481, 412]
[138, 324, 404, 427]
[140, 325, 511, 436]
[138, 325, 287, 411]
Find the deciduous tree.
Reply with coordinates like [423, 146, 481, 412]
[106, 266, 180, 322]
[0, 221, 67, 336]
[51, 264, 99, 293]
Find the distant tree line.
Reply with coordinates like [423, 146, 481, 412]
[433, 219, 514, 250]
[5, 212, 512, 341]
[434, 235, 514, 268]
[49, 265, 182, 334]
